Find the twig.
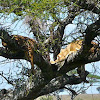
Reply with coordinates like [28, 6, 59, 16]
[0, 72, 14, 86]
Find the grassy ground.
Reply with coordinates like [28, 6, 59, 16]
[36, 94, 100, 100]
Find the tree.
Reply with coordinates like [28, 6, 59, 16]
[0, 0, 100, 100]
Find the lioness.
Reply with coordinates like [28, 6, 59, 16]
[2, 35, 36, 72]
[50, 40, 97, 65]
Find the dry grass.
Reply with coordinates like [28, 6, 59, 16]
[36, 94, 100, 100]
[56, 94, 100, 100]
[74, 94, 100, 100]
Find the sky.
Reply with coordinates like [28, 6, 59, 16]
[0, 13, 100, 95]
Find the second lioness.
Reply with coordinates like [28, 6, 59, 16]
[50, 40, 97, 65]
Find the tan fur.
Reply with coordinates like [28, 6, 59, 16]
[2, 35, 36, 72]
[50, 40, 97, 65]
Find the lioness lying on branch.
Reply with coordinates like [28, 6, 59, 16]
[2, 35, 36, 73]
[50, 40, 98, 66]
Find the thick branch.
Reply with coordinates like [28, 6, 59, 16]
[0, 47, 25, 59]
[82, 18, 100, 52]
[33, 51, 56, 78]
[0, 28, 23, 50]
[38, 74, 85, 96]
[0, 74, 86, 100]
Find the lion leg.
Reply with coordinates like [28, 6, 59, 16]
[25, 49, 35, 74]
[29, 51, 35, 74]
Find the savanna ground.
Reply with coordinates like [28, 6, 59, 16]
[36, 94, 100, 100]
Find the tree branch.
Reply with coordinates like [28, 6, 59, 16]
[64, 0, 100, 15]
[0, 72, 14, 85]
[82, 18, 100, 52]
[74, 0, 100, 15]
[0, 74, 85, 100]
[0, 28, 25, 51]
[0, 47, 25, 59]
[25, 15, 47, 42]
[38, 74, 84, 97]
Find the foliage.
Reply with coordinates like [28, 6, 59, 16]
[88, 74, 100, 80]
[0, 0, 64, 18]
